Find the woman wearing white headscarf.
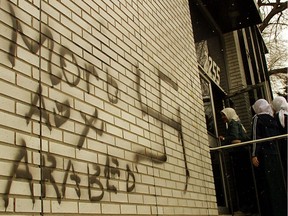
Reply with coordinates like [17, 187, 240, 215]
[251, 99, 286, 216]
[219, 107, 249, 145]
[251, 99, 280, 164]
[272, 96, 288, 185]
[272, 96, 288, 132]
[219, 108, 255, 214]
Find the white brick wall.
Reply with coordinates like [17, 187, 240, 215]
[0, 0, 217, 215]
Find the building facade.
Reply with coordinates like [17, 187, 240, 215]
[0, 0, 268, 215]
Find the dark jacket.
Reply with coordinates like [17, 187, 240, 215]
[223, 119, 249, 145]
[252, 114, 280, 157]
[275, 112, 288, 135]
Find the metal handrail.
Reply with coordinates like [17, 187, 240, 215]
[210, 134, 288, 151]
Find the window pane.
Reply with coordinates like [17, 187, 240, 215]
[200, 77, 215, 135]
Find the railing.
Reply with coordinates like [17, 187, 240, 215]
[209, 133, 287, 216]
[210, 134, 288, 151]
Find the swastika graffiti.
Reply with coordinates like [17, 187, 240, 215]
[1, 1, 190, 210]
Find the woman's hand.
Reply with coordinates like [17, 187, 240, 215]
[252, 156, 259, 167]
[218, 136, 225, 141]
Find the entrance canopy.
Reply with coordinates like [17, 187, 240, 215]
[193, 0, 262, 33]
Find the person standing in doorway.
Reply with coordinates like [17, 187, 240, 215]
[218, 107, 255, 215]
[218, 107, 249, 145]
[251, 99, 287, 216]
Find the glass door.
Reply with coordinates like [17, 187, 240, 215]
[200, 75, 230, 214]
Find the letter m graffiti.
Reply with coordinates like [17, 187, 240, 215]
[7, 3, 54, 68]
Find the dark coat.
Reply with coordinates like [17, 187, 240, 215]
[222, 119, 249, 145]
[252, 114, 280, 157]
[252, 114, 286, 216]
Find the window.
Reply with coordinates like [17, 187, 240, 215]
[200, 76, 216, 135]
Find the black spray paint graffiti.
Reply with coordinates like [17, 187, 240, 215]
[3, 140, 35, 209]
[41, 154, 61, 204]
[136, 66, 190, 190]
[24, 85, 105, 150]
[3, 2, 129, 209]
[4, 140, 136, 208]
[8, 0, 111, 149]
[7, 3, 115, 98]
[2, 1, 190, 209]
[78, 109, 104, 149]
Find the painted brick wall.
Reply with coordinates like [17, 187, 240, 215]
[0, 0, 218, 215]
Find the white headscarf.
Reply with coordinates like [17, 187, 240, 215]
[272, 96, 288, 128]
[221, 107, 240, 122]
[252, 99, 274, 117]
[221, 107, 247, 133]
[252, 99, 274, 157]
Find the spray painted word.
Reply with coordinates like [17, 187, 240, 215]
[2, 1, 191, 210]
[4, 140, 135, 209]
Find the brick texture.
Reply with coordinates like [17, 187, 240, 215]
[0, 0, 217, 215]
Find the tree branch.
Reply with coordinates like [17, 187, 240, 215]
[268, 67, 288, 75]
[258, 1, 288, 32]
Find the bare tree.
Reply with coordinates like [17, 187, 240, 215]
[258, 0, 288, 33]
[257, 0, 288, 97]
